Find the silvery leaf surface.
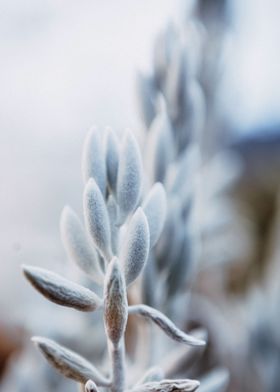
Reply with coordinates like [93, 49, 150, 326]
[130, 379, 200, 392]
[142, 182, 167, 248]
[84, 178, 112, 261]
[60, 206, 103, 284]
[128, 305, 205, 347]
[82, 129, 106, 196]
[32, 337, 110, 386]
[147, 110, 174, 183]
[120, 207, 150, 286]
[116, 132, 143, 222]
[23, 265, 102, 312]
[137, 71, 156, 128]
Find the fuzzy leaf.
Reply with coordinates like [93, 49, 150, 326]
[117, 132, 143, 221]
[82, 129, 106, 196]
[32, 337, 109, 386]
[143, 183, 167, 248]
[147, 110, 174, 183]
[22, 265, 102, 312]
[84, 178, 112, 261]
[106, 128, 119, 194]
[131, 379, 200, 392]
[120, 208, 150, 286]
[104, 257, 128, 345]
[60, 206, 103, 283]
[128, 305, 205, 347]
[136, 71, 156, 128]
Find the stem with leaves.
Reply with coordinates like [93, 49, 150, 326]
[22, 127, 206, 392]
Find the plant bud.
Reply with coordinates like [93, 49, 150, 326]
[104, 257, 128, 346]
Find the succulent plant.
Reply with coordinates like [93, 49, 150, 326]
[22, 126, 210, 392]
[19, 4, 234, 392]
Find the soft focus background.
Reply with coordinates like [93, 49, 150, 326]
[0, 0, 180, 321]
[1, 0, 280, 390]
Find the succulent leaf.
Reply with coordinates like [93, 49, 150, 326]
[32, 337, 109, 386]
[131, 379, 200, 392]
[120, 207, 150, 286]
[22, 265, 102, 312]
[116, 132, 143, 221]
[82, 129, 106, 196]
[128, 305, 206, 347]
[143, 183, 167, 248]
[84, 178, 112, 261]
[60, 206, 103, 283]
[147, 110, 174, 183]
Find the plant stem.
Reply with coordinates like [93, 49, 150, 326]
[78, 384, 84, 392]
[110, 338, 125, 392]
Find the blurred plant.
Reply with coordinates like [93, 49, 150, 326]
[137, 0, 230, 159]
[136, 2, 243, 391]
[136, 0, 241, 294]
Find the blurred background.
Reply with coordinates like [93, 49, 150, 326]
[1, 0, 280, 391]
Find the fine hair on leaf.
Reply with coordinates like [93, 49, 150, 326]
[22, 265, 102, 312]
[84, 178, 112, 261]
[120, 207, 150, 286]
[60, 206, 103, 284]
[32, 337, 110, 386]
